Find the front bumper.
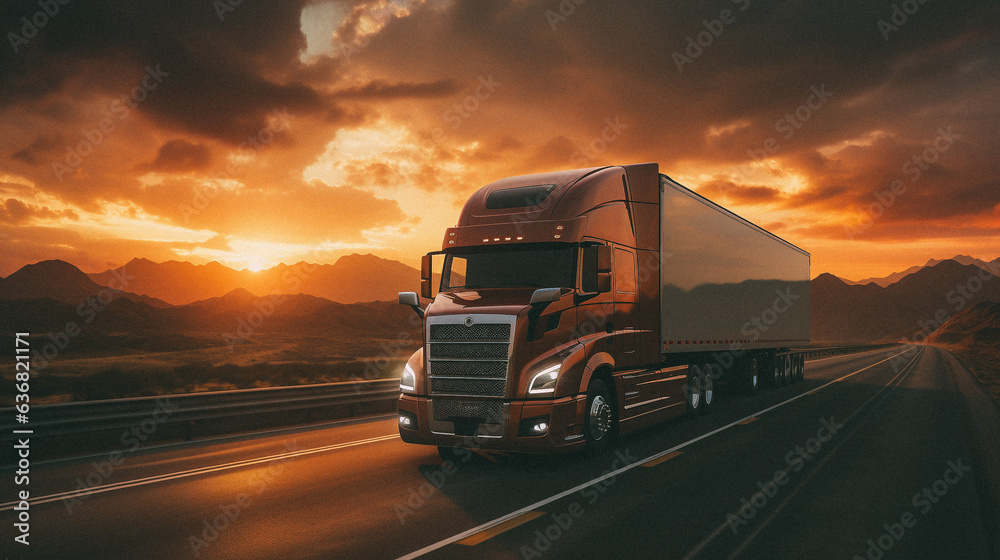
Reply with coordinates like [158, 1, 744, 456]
[397, 394, 588, 454]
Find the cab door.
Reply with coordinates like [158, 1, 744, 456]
[613, 246, 641, 368]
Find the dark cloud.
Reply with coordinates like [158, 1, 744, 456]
[11, 134, 63, 165]
[0, 0, 997, 273]
[332, 79, 461, 99]
[139, 139, 211, 173]
[0, 198, 77, 224]
[699, 181, 785, 205]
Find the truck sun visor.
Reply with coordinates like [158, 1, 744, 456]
[486, 184, 556, 209]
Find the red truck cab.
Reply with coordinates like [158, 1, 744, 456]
[397, 163, 671, 454]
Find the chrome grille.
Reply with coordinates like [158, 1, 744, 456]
[429, 343, 509, 360]
[431, 361, 507, 378]
[427, 315, 515, 407]
[430, 323, 511, 341]
[431, 378, 506, 396]
[433, 399, 504, 425]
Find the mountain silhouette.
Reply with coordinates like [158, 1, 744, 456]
[927, 301, 1000, 347]
[87, 253, 420, 305]
[0, 259, 170, 308]
[845, 255, 1000, 287]
[811, 259, 1000, 342]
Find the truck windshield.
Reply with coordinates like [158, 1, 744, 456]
[443, 244, 576, 290]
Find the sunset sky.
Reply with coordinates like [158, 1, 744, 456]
[0, 0, 997, 280]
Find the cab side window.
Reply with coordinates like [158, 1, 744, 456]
[614, 248, 636, 294]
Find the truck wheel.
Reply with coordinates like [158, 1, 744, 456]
[701, 363, 715, 414]
[584, 379, 615, 454]
[796, 355, 805, 382]
[686, 365, 704, 417]
[745, 357, 760, 395]
[783, 355, 793, 384]
[772, 358, 784, 387]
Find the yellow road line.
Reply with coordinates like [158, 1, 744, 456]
[456, 511, 546, 546]
[642, 451, 684, 468]
[738, 417, 759, 425]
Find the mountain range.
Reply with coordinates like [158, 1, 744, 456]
[842, 255, 1000, 288]
[2, 255, 999, 345]
[811, 259, 1000, 342]
[927, 301, 1000, 348]
[87, 253, 420, 305]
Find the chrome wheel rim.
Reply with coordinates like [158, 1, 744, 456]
[688, 376, 701, 409]
[589, 395, 612, 440]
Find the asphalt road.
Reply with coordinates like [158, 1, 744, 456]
[3, 345, 998, 560]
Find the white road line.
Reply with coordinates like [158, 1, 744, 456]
[723, 347, 923, 559]
[0, 433, 400, 511]
[395, 345, 917, 560]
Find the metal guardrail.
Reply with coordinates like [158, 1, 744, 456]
[1, 344, 899, 461]
[793, 343, 900, 358]
[0, 379, 401, 460]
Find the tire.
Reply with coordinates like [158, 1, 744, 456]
[745, 357, 760, 395]
[781, 355, 792, 385]
[772, 356, 784, 387]
[584, 379, 616, 454]
[701, 363, 715, 414]
[796, 355, 805, 382]
[686, 365, 704, 418]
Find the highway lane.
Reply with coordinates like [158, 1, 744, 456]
[2, 345, 997, 559]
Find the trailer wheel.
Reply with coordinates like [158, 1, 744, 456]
[796, 355, 805, 382]
[686, 365, 704, 417]
[584, 379, 615, 454]
[701, 363, 715, 414]
[782, 355, 793, 385]
[745, 357, 760, 395]
[772, 357, 784, 387]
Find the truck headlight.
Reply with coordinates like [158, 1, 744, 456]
[527, 363, 560, 395]
[401, 363, 416, 392]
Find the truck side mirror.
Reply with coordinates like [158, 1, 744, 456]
[399, 291, 424, 318]
[420, 254, 433, 299]
[596, 245, 612, 293]
[530, 287, 561, 304]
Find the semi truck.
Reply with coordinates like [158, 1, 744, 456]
[397, 162, 810, 455]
